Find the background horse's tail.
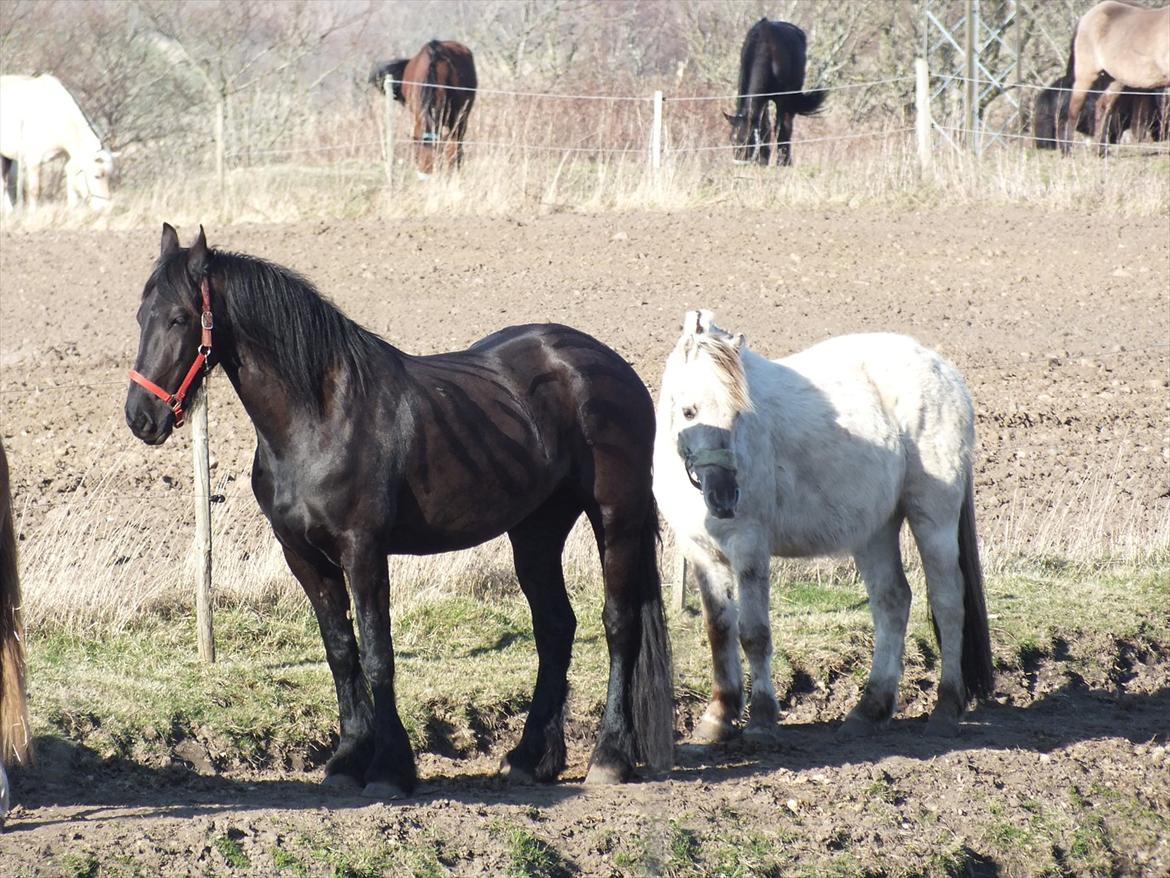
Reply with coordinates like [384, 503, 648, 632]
[788, 88, 828, 116]
[420, 39, 447, 129]
[0, 443, 31, 771]
[958, 471, 994, 701]
[631, 498, 674, 774]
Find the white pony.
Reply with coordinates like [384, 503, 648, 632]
[653, 311, 993, 743]
[0, 74, 114, 214]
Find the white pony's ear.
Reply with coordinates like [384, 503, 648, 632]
[682, 310, 703, 336]
[733, 333, 746, 351]
[697, 309, 715, 333]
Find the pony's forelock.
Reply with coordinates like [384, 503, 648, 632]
[681, 333, 753, 414]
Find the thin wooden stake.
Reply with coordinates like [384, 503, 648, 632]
[915, 58, 933, 174]
[191, 389, 215, 664]
[650, 90, 664, 178]
[672, 551, 688, 613]
[384, 78, 396, 191]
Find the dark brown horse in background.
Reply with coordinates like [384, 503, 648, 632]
[370, 40, 477, 176]
[0, 440, 31, 825]
[1034, 73, 1168, 149]
[1063, 1, 1170, 155]
[724, 18, 826, 167]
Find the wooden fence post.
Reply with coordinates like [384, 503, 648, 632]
[191, 389, 215, 664]
[915, 58, 932, 174]
[964, 0, 978, 152]
[214, 96, 226, 206]
[672, 551, 687, 613]
[650, 90, 664, 179]
[384, 78, 396, 191]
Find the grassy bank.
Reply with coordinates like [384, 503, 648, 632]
[26, 555, 1170, 772]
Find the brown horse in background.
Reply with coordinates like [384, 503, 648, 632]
[370, 41, 477, 176]
[1063, 1, 1170, 155]
[0, 440, 31, 824]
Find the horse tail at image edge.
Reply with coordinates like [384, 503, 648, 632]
[0, 443, 31, 776]
[958, 470, 995, 701]
[631, 497, 675, 774]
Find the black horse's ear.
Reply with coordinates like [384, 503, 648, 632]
[187, 224, 209, 278]
[722, 111, 737, 123]
[160, 222, 180, 256]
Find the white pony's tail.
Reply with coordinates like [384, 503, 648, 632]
[958, 471, 994, 700]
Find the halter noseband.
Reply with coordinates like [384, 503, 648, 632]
[679, 441, 738, 491]
[128, 277, 213, 428]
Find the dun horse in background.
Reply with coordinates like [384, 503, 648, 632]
[1034, 73, 1168, 149]
[653, 312, 993, 744]
[724, 18, 826, 166]
[125, 225, 672, 799]
[370, 41, 477, 176]
[0, 440, 31, 825]
[0, 74, 114, 213]
[1063, 1, 1170, 155]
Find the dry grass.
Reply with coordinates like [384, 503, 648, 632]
[4, 106, 1168, 234]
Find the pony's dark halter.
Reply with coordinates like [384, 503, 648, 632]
[128, 277, 213, 428]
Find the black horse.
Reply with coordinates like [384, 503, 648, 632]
[724, 18, 826, 166]
[125, 225, 673, 798]
[1034, 73, 1168, 149]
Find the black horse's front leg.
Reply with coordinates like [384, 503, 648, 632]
[347, 543, 417, 798]
[282, 546, 373, 788]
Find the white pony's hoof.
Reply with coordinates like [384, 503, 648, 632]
[925, 713, 961, 738]
[838, 713, 884, 738]
[583, 762, 626, 785]
[742, 722, 784, 746]
[694, 714, 739, 744]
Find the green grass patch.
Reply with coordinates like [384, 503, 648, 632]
[501, 826, 575, 878]
[23, 555, 1170, 771]
[213, 834, 250, 869]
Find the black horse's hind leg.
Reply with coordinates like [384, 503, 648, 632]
[501, 488, 582, 783]
[282, 546, 374, 787]
[583, 509, 647, 785]
[347, 542, 417, 798]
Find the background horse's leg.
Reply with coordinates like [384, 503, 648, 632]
[735, 545, 780, 741]
[688, 547, 742, 743]
[346, 542, 416, 797]
[907, 511, 966, 737]
[841, 516, 910, 737]
[1094, 80, 1125, 156]
[282, 546, 373, 788]
[775, 106, 793, 167]
[500, 488, 582, 783]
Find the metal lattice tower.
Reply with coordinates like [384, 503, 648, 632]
[924, 0, 1026, 152]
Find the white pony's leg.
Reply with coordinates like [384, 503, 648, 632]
[907, 513, 966, 737]
[689, 548, 742, 743]
[736, 550, 780, 739]
[842, 515, 910, 736]
[24, 161, 40, 212]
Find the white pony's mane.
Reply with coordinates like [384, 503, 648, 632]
[677, 309, 753, 414]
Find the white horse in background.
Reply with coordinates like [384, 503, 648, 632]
[653, 311, 993, 744]
[0, 74, 114, 214]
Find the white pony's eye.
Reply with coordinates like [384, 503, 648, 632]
[682, 405, 698, 421]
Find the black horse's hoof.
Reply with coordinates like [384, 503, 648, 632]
[361, 781, 409, 801]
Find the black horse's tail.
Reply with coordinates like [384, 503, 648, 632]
[631, 498, 674, 774]
[421, 39, 447, 128]
[958, 471, 995, 701]
[788, 88, 827, 116]
[0, 442, 30, 773]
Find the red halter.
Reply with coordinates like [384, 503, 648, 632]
[128, 277, 214, 428]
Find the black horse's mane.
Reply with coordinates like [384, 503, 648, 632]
[420, 39, 447, 121]
[161, 249, 390, 411]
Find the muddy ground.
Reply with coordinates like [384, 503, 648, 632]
[0, 207, 1168, 876]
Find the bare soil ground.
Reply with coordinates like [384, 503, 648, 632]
[1, 207, 1168, 876]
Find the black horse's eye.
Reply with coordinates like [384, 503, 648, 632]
[682, 405, 698, 421]
[170, 314, 189, 328]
